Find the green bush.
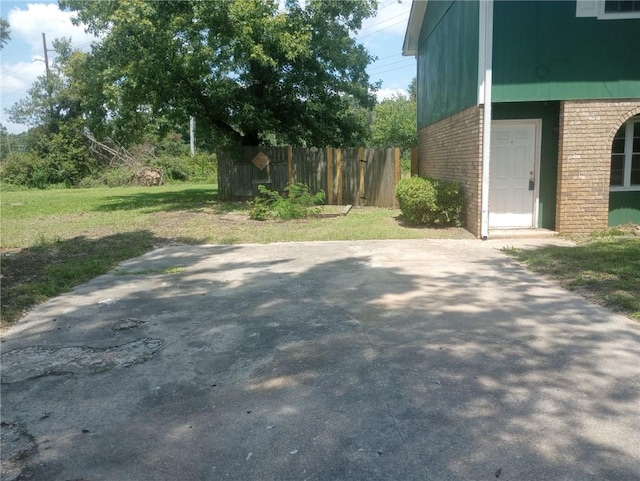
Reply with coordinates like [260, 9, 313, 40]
[434, 178, 465, 226]
[0, 120, 92, 188]
[395, 176, 464, 226]
[249, 183, 325, 220]
[394, 176, 437, 224]
[146, 152, 217, 183]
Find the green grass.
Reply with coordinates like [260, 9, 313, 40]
[1, 183, 472, 325]
[504, 234, 640, 320]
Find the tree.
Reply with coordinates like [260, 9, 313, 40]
[369, 94, 416, 157]
[8, 38, 84, 132]
[6, 39, 92, 186]
[0, 18, 10, 49]
[408, 77, 417, 102]
[59, 0, 379, 147]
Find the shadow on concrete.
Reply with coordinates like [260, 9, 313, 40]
[2, 242, 639, 480]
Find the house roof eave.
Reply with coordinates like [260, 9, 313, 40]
[402, 0, 428, 56]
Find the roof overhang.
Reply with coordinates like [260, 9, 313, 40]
[402, 0, 428, 56]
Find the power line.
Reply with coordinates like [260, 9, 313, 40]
[359, 10, 408, 32]
[371, 52, 403, 63]
[369, 63, 415, 76]
[1, 61, 38, 80]
[0, 85, 31, 100]
[368, 57, 413, 73]
[357, 15, 409, 40]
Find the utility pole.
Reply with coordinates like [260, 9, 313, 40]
[42, 33, 50, 74]
[41, 33, 55, 126]
[190, 116, 196, 157]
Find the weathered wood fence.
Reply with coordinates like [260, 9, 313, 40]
[217, 146, 401, 208]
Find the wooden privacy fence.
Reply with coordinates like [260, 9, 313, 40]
[217, 146, 402, 208]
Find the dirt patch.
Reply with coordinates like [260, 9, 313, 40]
[1, 338, 163, 383]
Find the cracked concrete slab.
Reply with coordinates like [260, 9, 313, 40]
[1, 338, 163, 383]
[1, 239, 639, 481]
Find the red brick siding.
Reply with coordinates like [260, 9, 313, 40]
[556, 100, 640, 233]
[417, 106, 484, 237]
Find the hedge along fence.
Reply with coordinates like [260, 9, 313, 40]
[217, 146, 402, 208]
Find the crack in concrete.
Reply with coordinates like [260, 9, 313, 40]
[1, 338, 163, 383]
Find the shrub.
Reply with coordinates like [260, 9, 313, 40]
[147, 153, 217, 183]
[434, 178, 465, 226]
[395, 176, 464, 226]
[395, 176, 437, 224]
[249, 183, 325, 220]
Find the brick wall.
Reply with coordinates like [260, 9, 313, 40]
[556, 100, 640, 233]
[418, 105, 484, 237]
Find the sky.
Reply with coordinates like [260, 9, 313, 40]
[0, 0, 416, 134]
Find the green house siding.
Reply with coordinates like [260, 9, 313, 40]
[492, 1, 640, 102]
[609, 191, 640, 226]
[416, 0, 479, 128]
[492, 102, 560, 229]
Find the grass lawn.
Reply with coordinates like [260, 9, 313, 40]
[504, 232, 640, 321]
[1, 183, 472, 325]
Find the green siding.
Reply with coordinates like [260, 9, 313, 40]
[493, 1, 640, 102]
[416, 1, 479, 128]
[609, 191, 640, 226]
[492, 102, 560, 229]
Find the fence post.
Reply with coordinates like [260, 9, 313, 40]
[326, 147, 334, 205]
[358, 147, 365, 206]
[336, 148, 343, 205]
[287, 145, 293, 185]
[411, 147, 419, 177]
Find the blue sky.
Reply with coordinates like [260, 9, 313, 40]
[0, 0, 415, 134]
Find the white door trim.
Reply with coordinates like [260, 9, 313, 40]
[490, 119, 542, 229]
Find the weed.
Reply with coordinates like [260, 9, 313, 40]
[249, 183, 325, 220]
[163, 266, 186, 274]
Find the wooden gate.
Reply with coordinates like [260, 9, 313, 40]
[218, 146, 401, 208]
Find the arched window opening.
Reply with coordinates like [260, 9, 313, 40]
[610, 116, 640, 190]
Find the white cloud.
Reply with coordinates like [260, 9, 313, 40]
[8, 3, 94, 56]
[375, 88, 408, 102]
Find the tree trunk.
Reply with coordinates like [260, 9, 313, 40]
[241, 131, 260, 146]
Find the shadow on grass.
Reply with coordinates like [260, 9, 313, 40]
[93, 186, 249, 215]
[393, 214, 466, 231]
[0, 230, 175, 326]
[506, 238, 640, 320]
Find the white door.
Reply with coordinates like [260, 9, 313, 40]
[489, 121, 539, 228]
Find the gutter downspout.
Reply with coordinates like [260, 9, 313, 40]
[479, 0, 493, 240]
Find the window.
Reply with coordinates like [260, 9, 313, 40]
[610, 117, 640, 190]
[604, 0, 640, 13]
[576, 0, 640, 18]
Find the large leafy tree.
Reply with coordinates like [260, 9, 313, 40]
[60, 0, 378, 147]
[369, 93, 416, 156]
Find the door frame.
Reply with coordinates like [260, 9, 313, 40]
[489, 119, 542, 229]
